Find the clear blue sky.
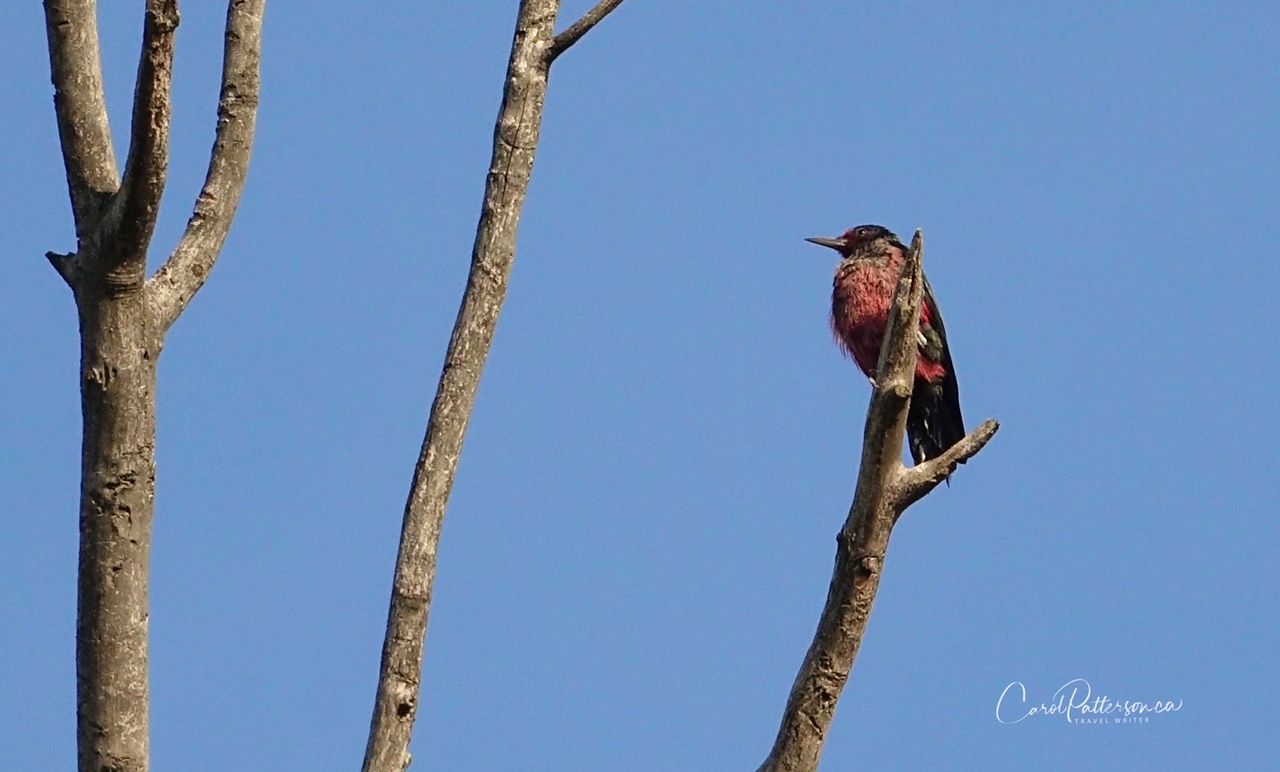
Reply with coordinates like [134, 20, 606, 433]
[3, 2, 1277, 770]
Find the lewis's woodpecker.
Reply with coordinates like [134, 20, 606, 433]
[806, 224, 966, 465]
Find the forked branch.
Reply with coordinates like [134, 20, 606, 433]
[40, 4, 266, 771]
[547, 0, 625, 63]
[758, 231, 999, 772]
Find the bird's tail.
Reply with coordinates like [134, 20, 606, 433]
[907, 374, 966, 466]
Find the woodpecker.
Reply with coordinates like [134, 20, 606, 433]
[806, 224, 965, 465]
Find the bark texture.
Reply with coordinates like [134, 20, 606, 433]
[362, 2, 625, 770]
[41, 2, 264, 770]
[759, 233, 999, 772]
[75, 288, 160, 772]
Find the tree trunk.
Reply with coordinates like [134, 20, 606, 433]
[75, 287, 160, 772]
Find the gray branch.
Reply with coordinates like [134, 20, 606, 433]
[895, 418, 999, 512]
[758, 231, 999, 772]
[148, 0, 264, 331]
[102, 0, 179, 284]
[362, 2, 571, 770]
[42, 0, 121, 242]
[40, 4, 266, 771]
[547, 0, 625, 63]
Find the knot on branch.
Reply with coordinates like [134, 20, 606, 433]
[46, 251, 80, 289]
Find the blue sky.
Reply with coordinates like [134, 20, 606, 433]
[3, 2, 1277, 769]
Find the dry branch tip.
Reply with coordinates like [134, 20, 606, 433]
[547, 0, 625, 63]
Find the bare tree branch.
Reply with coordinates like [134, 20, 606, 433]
[546, 0, 624, 63]
[39, 4, 267, 771]
[363, 2, 569, 770]
[759, 231, 999, 772]
[100, 0, 180, 285]
[42, 0, 120, 241]
[148, 0, 264, 331]
[894, 418, 999, 511]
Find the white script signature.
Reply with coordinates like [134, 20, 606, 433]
[996, 679, 1183, 724]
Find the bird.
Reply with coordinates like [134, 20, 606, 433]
[806, 224, 966, 466]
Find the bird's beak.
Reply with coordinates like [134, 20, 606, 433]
[805, 236, 846, 252]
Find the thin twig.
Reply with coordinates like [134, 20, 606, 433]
[895, 418, 999, 511]
[547, 0, 625, 63]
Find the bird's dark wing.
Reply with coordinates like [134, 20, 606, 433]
[920, 274, 967, 455]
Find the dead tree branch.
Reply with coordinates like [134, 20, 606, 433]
[149, 0, 264, 330]
[41, 3, 265, 770]
[43, 0, 120, 240]
[758, 231, 999, 772]
[362, 2, 625, 770]
[547, 0, 625, 63]
[105, 0, 179, 279]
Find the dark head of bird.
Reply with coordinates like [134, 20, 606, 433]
[805, 224, 900, 259]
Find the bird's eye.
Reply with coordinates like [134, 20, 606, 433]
[855, 227, 871, 237]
